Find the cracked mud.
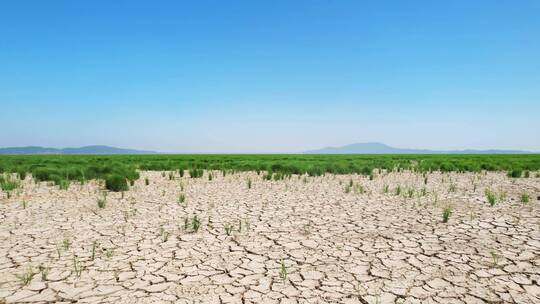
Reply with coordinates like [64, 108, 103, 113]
[1, 171, 539, 303]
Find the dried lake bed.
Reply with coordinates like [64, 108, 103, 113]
[1, 171, 539, 303]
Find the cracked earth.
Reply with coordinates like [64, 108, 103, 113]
[1, 171, 539, 303]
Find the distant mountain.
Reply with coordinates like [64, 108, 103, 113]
[304, 142, 532, 154]
[0, 145, 156, 155]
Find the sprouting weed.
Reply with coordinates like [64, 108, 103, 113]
[394, 185, 402, 196]
[62, 239, 70, 251]
[97, 195, 106, 209]
[145, 178, 150, 186]
[162, 230, 169, 242]
[354, 184, 365, 194]
[448, 183, 457, 193]
[15, 267, 35, 285]
[72, 255, 84, 278]
[407, 188, 414, 198]
[247, 178, 252, 189]
[184, 217, 189, 230]
[383, 185, 389, 194]
[38, 264, 49, 281]
[420, 187, 427, 197]
[344, 185, 351, 193]
[191, 215, 202, 232]
[105, 248, 114, 258]
[520, 192, 530, 204]
[442, 206, 452, 223]
[490, 250, 498, 266]
[169, 172, 174, 180]
[224, 223, 234, 236]
[208, 173, 213, 181]
[279, 259, 288, 281]
[349, 179, 354, 187]
[178, 193, 186, 206]
[91, 241, 97, 261]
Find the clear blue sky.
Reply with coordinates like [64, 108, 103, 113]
[1, 1, 539, 152]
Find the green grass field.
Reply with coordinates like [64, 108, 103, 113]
[1, 154, 539, 192]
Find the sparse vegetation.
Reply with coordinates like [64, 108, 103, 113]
[15, 267, 35, 286]
[105, 175, 129, 192]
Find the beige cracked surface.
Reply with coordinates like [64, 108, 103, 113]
[1, 171, 539, 303]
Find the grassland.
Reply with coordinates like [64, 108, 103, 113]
[1, 154, 539, 192]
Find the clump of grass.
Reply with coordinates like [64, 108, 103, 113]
[105, 175, 129, 192]
[485, 190, 497, 206]
[448, 183, 457, 193]
[420, 187, 427, 197]
[407, 188, 415, 198]
[208, 173, 213, 181]
[58, 179, 70, 190]
[279, 259, 288, 281]
[382, 185, 389, 194]
[247, 178, 252, 189]
[145, 178, 150, 186]
[507, 169, 522, 178]
[15, 267, 35, 286]
[1, 175, 19, 198]
[169, 172, 174, 180]
[344, 185, 351, 193]
[442, 206, 452, 223]
[189, 169, 203, 178]
[161, 229, 169, 242]
[523, 171, 530, 178]
[520, 192, 530, 204]
[191, 215, 202, 232]
[354, 184, 365, 194]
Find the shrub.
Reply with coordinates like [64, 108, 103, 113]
[105, 175, 129, 192]
[520, 193, 529, 203]
[507, 169, 522, 178]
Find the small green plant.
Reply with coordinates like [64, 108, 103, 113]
[161, 229, 169, 242]
[97, 196, 106, 209]
[394, 185, 402, 196]
[22, 200, 28, 209]
[169, 172, 174, 180]
[62, 239, 71, 251]
[208, 173, 213, 181]
[383, 185, 389, 194]
[490, 250, 498, 266]
[520, 192, 530, 203]
[407, 188, 415, 198]
[178, 193, 186, 205]
[279, 259, 287, 281]
[38, 264, 49, 281]
[442, 206, 452, 223]
[354, 184, 365, 194]
[15, 267, 35, 286]
[247, 178, 252, 189]
[344, 185, 351, 193]
[420, 187, 427, 197]
[72, 256, 84, 278]
[485, 190, 497, 206]
[191, 215, 202, 232]
[224, 223, 234, 236]
[105, 248, 114, 258]
[91, 241, 97, 261]
[448, 183, 457, 193]
[145, 178, 150, 185]
[523, 171, 530, 178]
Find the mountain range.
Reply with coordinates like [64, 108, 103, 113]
[0, 145, 156, 155]
[304, 142, 533, 154]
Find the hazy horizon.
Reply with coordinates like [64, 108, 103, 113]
[2, 1, 539, 153]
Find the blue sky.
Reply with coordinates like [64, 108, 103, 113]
[1, 1, 539, 152]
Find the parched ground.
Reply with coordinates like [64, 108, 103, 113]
[1, 171, 539, 303]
